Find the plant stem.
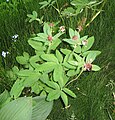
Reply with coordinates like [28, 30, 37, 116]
[52, 1, 65, 25]
[86, 0, 107, 27]
[65, 69, 84, 87]
[86, 11, 101, 27]
[106, 108, 113, 120]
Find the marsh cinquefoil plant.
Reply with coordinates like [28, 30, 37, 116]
[8, 22, 101, 107]
[38, 0, 105, 27]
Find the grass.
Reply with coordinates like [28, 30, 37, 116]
[0, 0, 115, 119]
[48, 0, 115, 119]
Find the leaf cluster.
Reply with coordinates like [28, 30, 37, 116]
[0, 90, 53, 120]
[8, 22, 101, 107]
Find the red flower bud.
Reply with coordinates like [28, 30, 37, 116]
[49, 23, 54, 27]
[84, 63, 92, 71]
[47, 35, 53, 41]
[72, 35, 78, 40]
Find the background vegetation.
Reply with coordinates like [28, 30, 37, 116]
[0, 0, 114, 119]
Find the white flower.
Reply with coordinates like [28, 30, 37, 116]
[82, 40, 88, 45]
[2, 51, 9, 58]
[6, 0, 9, 2]
[12, 34, 19, 39]
[12, 34, 19, 42]
[59, 26, 65, 32]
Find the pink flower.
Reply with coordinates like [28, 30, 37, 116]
[84, 63, 92, 71]
[49, 23, 54, 27]
[82, 40, 88, 45]
[47, 35, 53, 41]
[59, 26, 65, 32]
[72, 35, 78, 40]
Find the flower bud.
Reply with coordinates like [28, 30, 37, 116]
[82, 40, 88, 45]
[49, 23, 54, 27]
[59, 26, 65, 32]
[84, 63, 92, 71]
[47, 35, 53, 41]
[72, 35, 78, 40]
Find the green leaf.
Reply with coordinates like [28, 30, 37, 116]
[53, 65, 62, 82]
[61, 7, 75, 16]
[40, 73, 49, 83]
[86, 51, 101, 63]
[35, 50, 45, 56]
[44, 86, 54, 93]
[63, 54, 69, 62]
[23, 73, 40, 87]
[45, 81, 60, 90]
[40, 91, 47, 97]
[63, 38, 76, 45]
[37, 62, 56, 72]
[53, 32, 64, 40]
[12, 66, 19, 74]
[87, 1, 97, 5]
[17, 70, 36, 77]
[10, 79, 24, 99]
[43, 23, 51, 35]
[82, 36, 94, 52]
[32, 96, 53, 120]
[75, 30, 80, 39]
[40, 74, 60, 89]
[29, 18, 35, 23]
[63, 62, 76, 69]
[63, 75, 69, 86]
[32, 11, 37, 18]
[0, 96, 53, 120]
[56, 50, 63, 63]
[60, 48, 72, 55]
[74, 45, 81, 53]
[7, 66, 19, 81]
[67, 69, 77, 76]
[39, 1, 48, 5]
[50, 38, 61, 50]
[74, 53, 82, 62]
[41, 54, 58, 63]
[47, 90, 61, 101]
[53, 65, 64, 88]
[39, 1, 49, 9]
[92, 65, 101, 71]
[71, 0, 88, 7]
[27, 11, 38, 22]
[29, 55, 41, 68]
[0, 90, 10, 109]
[27, 14, 33, 18]
[75, 6, 82, 15]
[69, 28, 75, 38]
[31, 82, 41, 94]
[80, 35, 88, 41]
[63, 88, 76, 98]
[0, 97, 32, 120]
[32, 37, 47, 42]
[28, 39, 45, 51]
[23, 52, 29, 60]
[16, 56, 28, 65]
[37, 33, 48, 38]
[82, 50, 101, 57]
[68, 60, 78, 66]
[61, 91, 68, 107]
